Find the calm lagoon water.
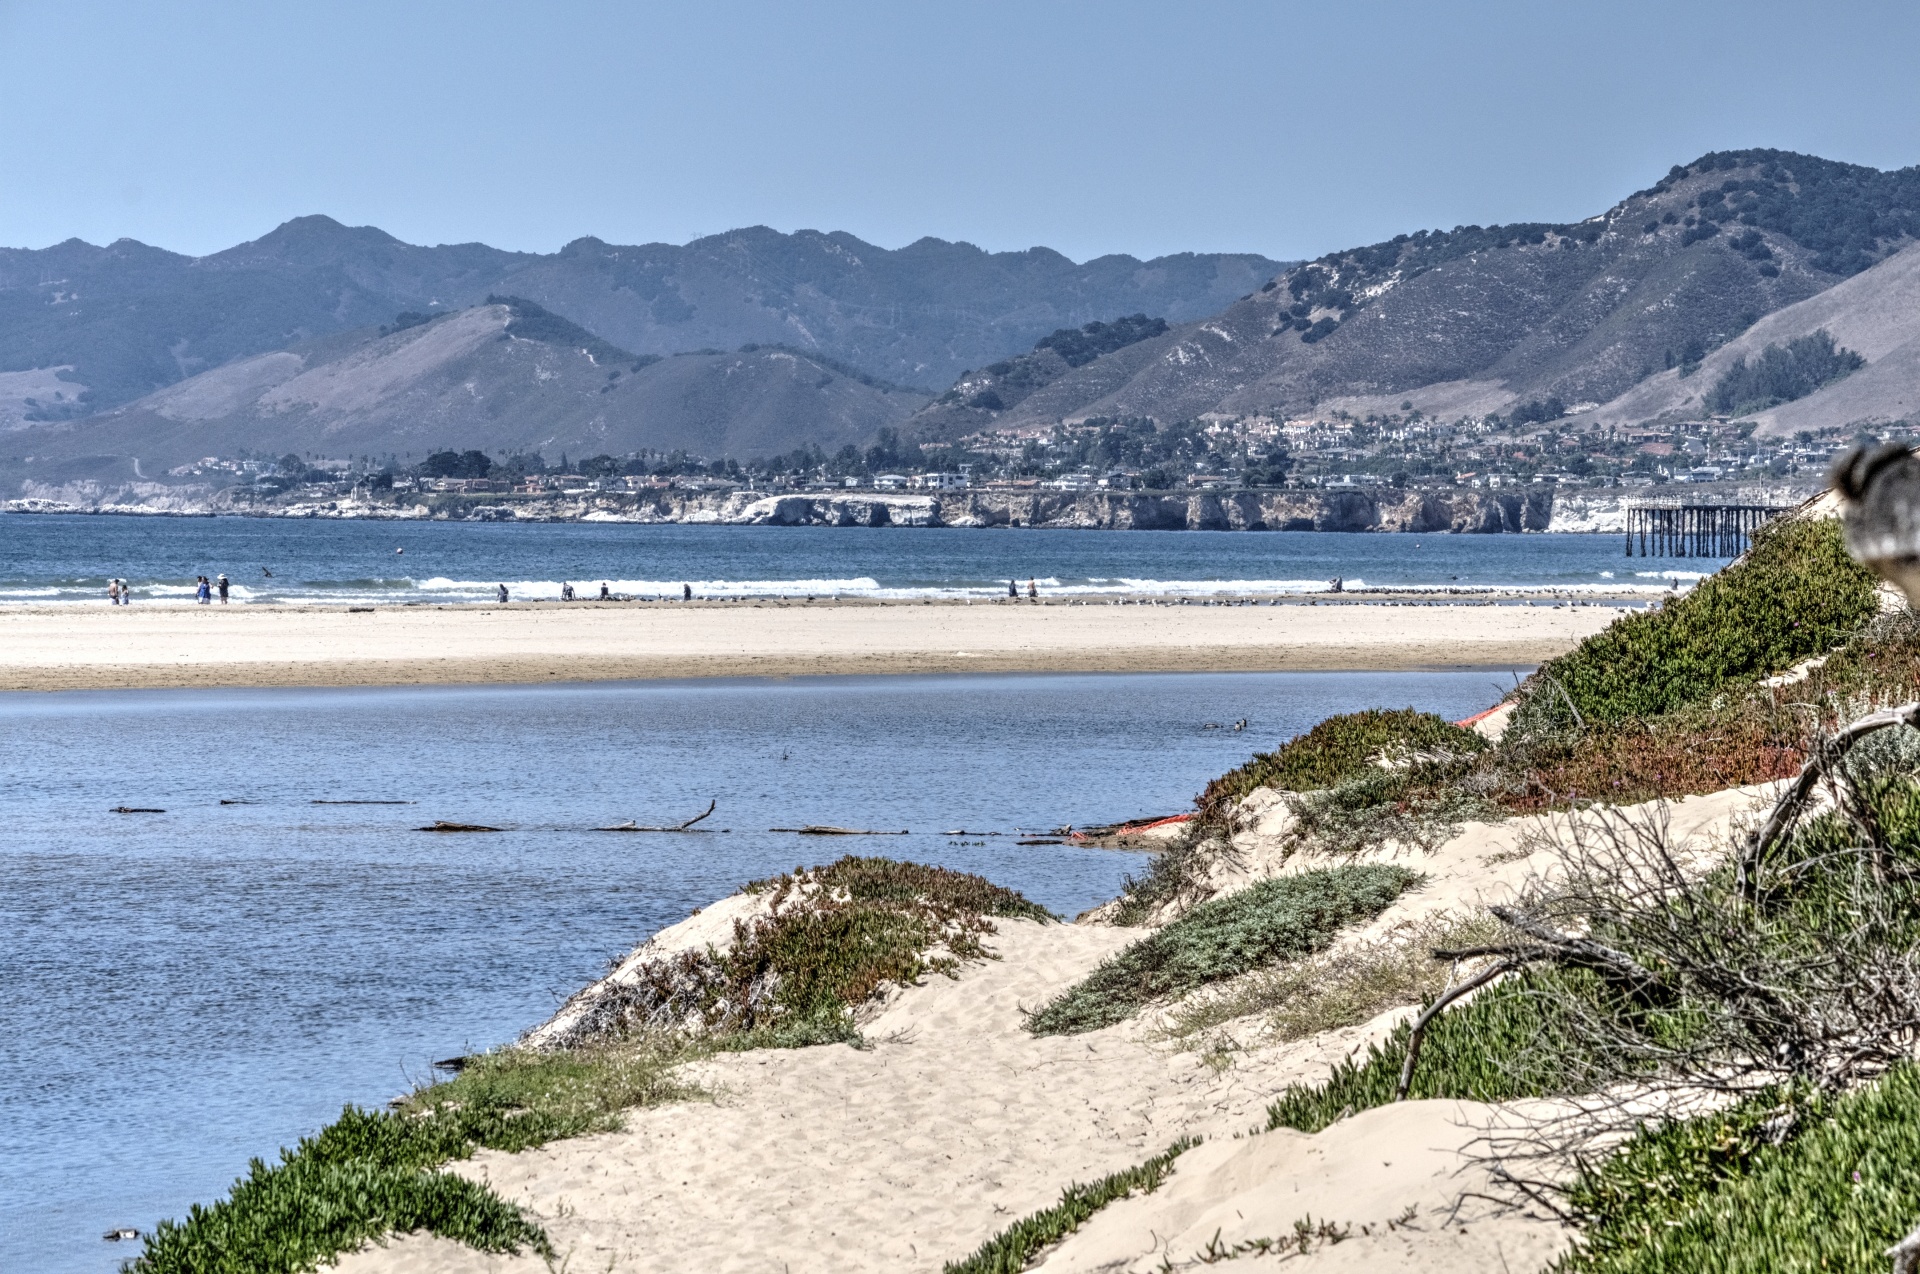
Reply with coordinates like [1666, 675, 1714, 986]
[2, 669, 1510, 1273]
[0, 513, 1720, 605]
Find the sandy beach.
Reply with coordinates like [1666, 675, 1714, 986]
[0, 599, 1620, 691]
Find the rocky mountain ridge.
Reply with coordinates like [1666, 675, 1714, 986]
[0, 216, 1281, 414]
[973, 149, 1920, 432]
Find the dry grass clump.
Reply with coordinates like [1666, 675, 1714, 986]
[1157, 911, 1510, 1049]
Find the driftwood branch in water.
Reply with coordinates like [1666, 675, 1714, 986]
[314, 799, 415, 806]
[770, 825, 910, 836]
[596, 799, 717, 833]
[416, 820, 503, 832]
[110, 806, 166, 814]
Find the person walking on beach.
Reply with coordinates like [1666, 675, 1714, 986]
[599, 582, 610, 601]
[107, 578, 120, 606]
[119, 578, 132, 604]
[1008, 578, 1017, 599]
[561, 582, 575, 602]
[683, 583, 692, 601]
[1028, 577, 1038, 602]
[217, 573, 230, 604]
[196, 576, 211, 604]
[496, 584, 509, 603]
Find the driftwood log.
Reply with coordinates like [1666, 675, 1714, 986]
[596, 800, 717, 833]
[770, 825, 909, 835]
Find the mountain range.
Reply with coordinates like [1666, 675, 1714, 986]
[0, 218, 1279, 418]
[7, 147, 1920, 485]
[970, 149, 1920, 434]
[33, 297, 930, 470]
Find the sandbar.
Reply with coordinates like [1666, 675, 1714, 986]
[0, 599, 1624, 692]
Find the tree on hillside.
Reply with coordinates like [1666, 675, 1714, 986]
[420, 450, 493, 479]
[1706, 329, 1865, 417]
[865, 427, 911, 473]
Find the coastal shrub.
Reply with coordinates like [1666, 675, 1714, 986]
[751, 855, 1054, 923]
[1705, 329, 1864, 417]
[732, 857, 1052, 1036]
[1108, 820, 1229, 926]
[1496, 694, 1807, 810]
[553, 857, 1056, 1047]
[1527, 517, 1878, 725]
[1027, 866, 1421, 1036]
[130, 1040, 695, 1274]
[1156, 911, 1509, 1048]
[1277, 767, 1501, 857]
[1203, 709, 1486, 810]
[1274, 749, 1920, 1146]
[942, 1137, 1199, 1274]
[1491, 607, 1920, 811]
[1556, 1068, 1920, 1274]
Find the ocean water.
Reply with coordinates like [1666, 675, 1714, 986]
[2, 670, 1509, 1274]
[0, 513, 1722, 605]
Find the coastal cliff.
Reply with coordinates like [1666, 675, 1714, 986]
[4, 481, 1812, 532]
[6, 482, 1561, 531]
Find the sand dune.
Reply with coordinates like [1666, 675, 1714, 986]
[331, 786, 1762, 1274]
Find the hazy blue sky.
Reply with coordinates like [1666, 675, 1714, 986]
[2, 0, 1916, 262]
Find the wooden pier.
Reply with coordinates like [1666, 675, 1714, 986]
[1625, 504, 1786, 557]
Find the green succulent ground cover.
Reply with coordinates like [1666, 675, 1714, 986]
[1556, 1067, 1920, 1274]
[135, 857, 1051, 1273]
[941, 1137, 1198, 1274]
[1538, 516, 1878, 724]
[1203, 708, 1487, 809]
[129, 1043, 695, 1274]
[1028, 865, 1421, 1036]
[1254, 763, 1920, 1271]
[1264, 971, 1602, 1133]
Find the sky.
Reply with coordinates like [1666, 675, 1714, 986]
[1, 0, 1917, 264]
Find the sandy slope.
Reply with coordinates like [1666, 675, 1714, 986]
[331, 785, 1764, 1274]
[0, 599, 1616, 691]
